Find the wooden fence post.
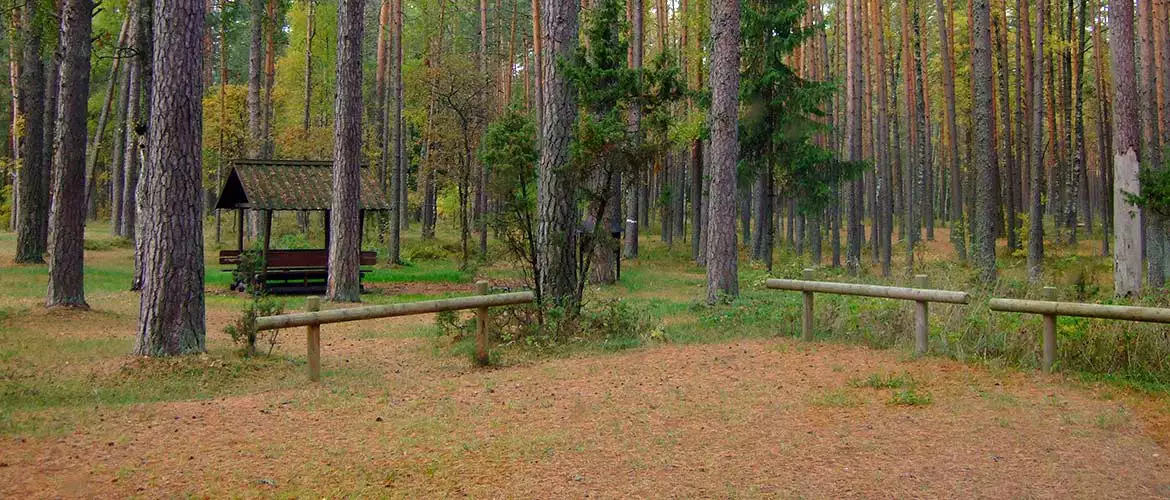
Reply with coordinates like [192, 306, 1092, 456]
[913, 275, 929, 355]
[1041, 287, 1057, 372]
[306, 296, 321, 382]
[476, 281, 490, 365]
[802, 269, 814, 341]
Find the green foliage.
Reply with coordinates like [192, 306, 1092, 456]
[0, 183, 12, 228]
[223, 295, 285, 357]
[580, 299, 659, 351]
[1127, 165, 1170, 218]
[222, 249, 286, 356]
[481, 108, 540, 289]
[739, 0, 862, 214]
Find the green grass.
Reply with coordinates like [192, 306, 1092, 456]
[850, 372, 917, 390]
[2, 217, 1170, 440]
[811, 388, 863, 408]
[888, 388, 933, 406]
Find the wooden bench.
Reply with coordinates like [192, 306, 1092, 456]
[219, 249, 377, 295]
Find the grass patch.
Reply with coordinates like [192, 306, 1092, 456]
[812, 388, 863, 408]
[850, 372, 917, 390]
[888, 388, 933, 406]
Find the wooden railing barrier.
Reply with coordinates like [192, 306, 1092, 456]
[254, 281, 535, 380]
[766, 269, 971, 354]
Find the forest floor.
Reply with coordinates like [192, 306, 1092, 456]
[1, 222, 1169, 497]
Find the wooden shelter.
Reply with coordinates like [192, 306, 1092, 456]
[214, 159, 391, 294]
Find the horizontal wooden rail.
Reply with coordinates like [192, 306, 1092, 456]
[255, 291, 535, 330]
[765, 279, 970, 304]
[989, 287, 1170, 372]
[767, 270, 969, 355]
[988, 298, 1170, 323]
[256, 285, 535, 381]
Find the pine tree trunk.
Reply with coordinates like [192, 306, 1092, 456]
[386, 0, 403, 264]
[86, 17, 131, 221]
[918, 7, 935, 242]
[531, 0, 544, 140]
[135, 0, 206, 356]
[1110, 0, 1142, 294]
[624, 0, 644, 259]
[689, 4, 704, 264]
[395, 0, 407, 234]
[376, 0, 390, 191]
[47, 0, 93, 308]
[109, 27, 132, 237]
[706, 0, 740, 304]
[1141, 0, 1165, 287]
[327, 0, 365, 302]
[1067, 0, 1086, 247]
[537, 0, 580, 308]
[972, 0, 998, 282]
[845, 0, 863, 275]
[872, 0, 892, 276]
[1017, 0, 1030, 234]
[910, 0, 928, 271]
[994, 5, 1017, 253]
[120, 57, 141, 242]
[1028, 0, 1046, 280]
[261, 0, 276, 158]
[1090, 0, 1107, 253]
[247, 0, 263, 158]
[14, 0, 47, 264]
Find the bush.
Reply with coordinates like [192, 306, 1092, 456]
[223, 295, 285, 357]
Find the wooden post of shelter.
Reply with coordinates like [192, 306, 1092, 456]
[802, 268, 814, 341]
[262, 210, 273, 276]
[236, 207, 245, 251]
[1041, 286, 1057, 372]
[306, 296, 322, 381]
[324, 210, 331, 254]
[913, 274, 929, 354]
[476, 281, 490, 365]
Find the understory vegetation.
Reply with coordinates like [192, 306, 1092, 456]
[3, 219, 1169, 440]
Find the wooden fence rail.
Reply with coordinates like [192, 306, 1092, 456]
[255, 282, 535, 381]
[989, 286, 1170, 372]
[766, 269, 970, 354]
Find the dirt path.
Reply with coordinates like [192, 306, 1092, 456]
[2, 314, 1168, 498]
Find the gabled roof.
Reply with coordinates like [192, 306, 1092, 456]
[214, 159, 391, 211]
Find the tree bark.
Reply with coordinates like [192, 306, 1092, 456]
[623, 0, 644, 260]
[47, 0, 93, 308]
[135, 0, 206, 356]
[706, 0, 740, 303]
[1093, 1, 1112, 257]
[247, 0, 264, 159]
[327, 0, 365, 302]
[110, 23, 133, 238]
[537, 0, 580, 307]
[1028, 0, 1046, 280]
[1141, 0, 1165, 287]
[995, 3, 1018, 253]
[845, 0, 863, 275]
[1067, 0, 1087, 248]
[389, 0, 404, 263]
[1110, 0, 1142, 295]
[14, 0, 47, 264]
[909, 0, 928, 271]
[873, 0, 892, 276]
[972, 0, 998, 282]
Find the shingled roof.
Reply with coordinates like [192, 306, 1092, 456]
[214, 159, 392, 211]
